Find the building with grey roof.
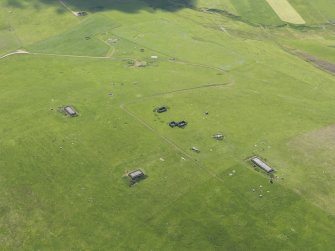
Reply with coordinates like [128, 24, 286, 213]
[128, 170, 145, 180]
[64, 106, 78, 117]
[251, 157, 274, 173]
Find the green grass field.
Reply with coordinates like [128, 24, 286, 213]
[1, 0, 335, 250]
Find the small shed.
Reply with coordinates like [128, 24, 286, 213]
[191, 146, 200, 153]
[169, 121, 177, 128]
[177, 121, 188, 128]
[213, 133, 224, 140]
[76, 11, 87, 16]
[251, 157, 274, 173]
[128, 170, 145, 180]
[156, 106, 168, 113]
[64, 106, 78, 117]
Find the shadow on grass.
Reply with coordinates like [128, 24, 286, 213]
[4, 0, 196, 13]
[122, 175, 148, 187]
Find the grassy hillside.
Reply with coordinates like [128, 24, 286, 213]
[1, 0, 335, 250]
[290, 0, 335, 24]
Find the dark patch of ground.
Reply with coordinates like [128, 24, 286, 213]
[4, 0, 196, 12]
[294, 51, 335, 74]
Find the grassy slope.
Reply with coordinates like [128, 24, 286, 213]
[196, 0, 284, 25]
[0, 3, 20, 54]
[198, 0, 335, 25]
[263, 25, 335, 65]
[290, 0, 335, 24]
[197, 0, 238, 13]
[1, 53, 335, 251]
[222, 0, 283, 25]
[279, 27, 335, 64]
[0, 29, 20, 54]
[1, 0, 335, 250]
[1, 0, 79, 52]
[27, 15, 115, 56]
[284, 38, 335, 64]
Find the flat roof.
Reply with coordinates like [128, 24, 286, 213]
[128, 170, 144, 179]
[64, 106, 77, 116]
[157, 106, 167, 113]
[251, 157, 274, 173]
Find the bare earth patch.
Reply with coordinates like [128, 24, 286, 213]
[265, 0, 305, 24]
[294, 51, 335, 75]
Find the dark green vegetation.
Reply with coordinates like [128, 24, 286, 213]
[1, 0, 335, 250]
[4, 0, 196, 12]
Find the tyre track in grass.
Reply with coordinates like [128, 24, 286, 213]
[120, 103, 193, 160]
[259, 25, 335, 76]
[119, 83, 231, 183]
[0, 48, 229, 234]
[0, 47, 231, 185]
[1, 19, 243, 74]
[0, 48, 242, 77]
[0, 50, 115, 60]
[0, 50, 29, 59]
[0, 47, 231, 183]
[120, 102, 226, 184]
[29, 52, 113, 59]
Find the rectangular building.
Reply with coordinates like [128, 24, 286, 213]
[128, 170, 145, 180]
[251, 157, 274, 173]
[64, 106, 77, 117]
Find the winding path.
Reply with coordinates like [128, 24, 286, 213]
[0, 50, 115, 60]
[0, 50, 29, 59]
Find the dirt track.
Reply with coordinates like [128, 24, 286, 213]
[295, 51, 335, 74]
[0, 50, 29, 59]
